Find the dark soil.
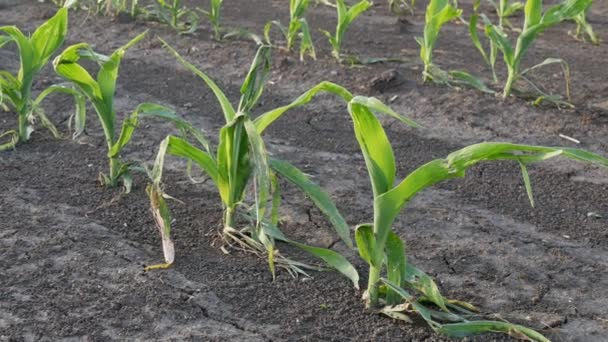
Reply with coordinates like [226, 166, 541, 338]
[1, 1, 608, 341]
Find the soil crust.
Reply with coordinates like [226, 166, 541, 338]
[2, 1, 608, 341]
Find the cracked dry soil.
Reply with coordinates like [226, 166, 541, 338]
[2, 1, 608, 341]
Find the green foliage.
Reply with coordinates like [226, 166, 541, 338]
[0, 8, 83, 150]
[40, 0, 140, 16]
[99, 0, 139, 16]
[344, 96, 608, 339]
[53, 32, 195, 191]
[416, 0, 462, 82]
[571, 1, 600, 44]
[389, 0, 416, 15]
[148, 41, 362, 280]
[483, 0, 592, 98]
[487, 0, 524, 28]
[145, 0, 200, 34]
[322, 0, 372, 60]
[469, 12, 499, 83]
[199, 0, 224, 40]
[264, 0, 316, 60]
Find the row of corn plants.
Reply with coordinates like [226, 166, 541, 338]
[44, 0, 600, 87]
[142, 41, 608, 341]
[3, 6, 608, 342]
[418, 0, 599, 105]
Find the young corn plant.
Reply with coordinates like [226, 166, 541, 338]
[100, 0, 139, 16]
[199, 0, 224, 40]
[486, 0, 524, 28]
[322, 0, 372, 60]
[146, 41, 362, 280]
[264, 0, 316, 60]
[484, 0, 592, 99]
[389, 0, 416, 15]
[53, 32, 192, 192]
[469, 12, 499, 83]
[570, 1, 599, 44]
[0, 8, 84, 150]
[345, 98, 608, 340]
[145, 0, 200, 34]
[416, 0, 462, 82]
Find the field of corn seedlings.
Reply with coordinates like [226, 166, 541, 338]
[2, 0, 608, 341]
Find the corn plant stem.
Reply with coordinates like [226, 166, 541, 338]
[17, 86, 32, 143]
[108, 156, 121, 187]
[224, 206, 236, 230]
[17, 107, 29, 142]
[503, 67, 516, 98]
[366, 264, 382, 308]
[423, 63, 431, 83]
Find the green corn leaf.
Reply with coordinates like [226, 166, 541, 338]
[160, 38, 236, 122]
[524, 0, 543, 29]
[239, 46, 272, 113]
[439, 321, 550, 342]
[269, 157, 353, 248]
[0, 26, 34, 86]
[109, 103, 177, 158]
[53, 43, 104, 100]
[161, 135, 220, 186]
[518, 160, 535, 207]
[243, 116, 271, 230]
[32, 84, 86, 138]
[262, 220, 360, 289]
[485, 24, 514, 67]
[254, 81, 353, 134]
[217, 119, 250, 206]
[0, 35, 12, 48]
[355, 224, 375, 266]
[292, 240, 359, 288]
[298, 18, 316, 61]
[385, 231, 407, 305]
[350, 96, 421, 128]
[404, 264, 448, 312]
[504, 1, 524, 17]
[469, 13, 487, 61]
[448, 70, 495, 94]
[139, 104, 211, 152]
[97, 31, 148, 129]
[381, 278, 441, 330]
[348, 102, 396, 198]
[31, 8, 68, 69]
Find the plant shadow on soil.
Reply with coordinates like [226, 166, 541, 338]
[1, 0, 608, 341]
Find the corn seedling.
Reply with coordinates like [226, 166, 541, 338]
[264, 0, 316, 60]
[0, 8, 84, 150]
[199, 0, 224, 40]
[486, 0, 524, 28]
[570, 1, 599, 44]
[389, 0, 416, 15]
[469, 12, 499, 83]
[484, 0, 592, 99]
[344, 97, 608, 340]
[417, 0, 462, 82]
[322, 0, 372, 60]
[145, 0, 200, 34]
[147, 41, 360, 279]
[416, 0, 492, 92]
[53, 32, 194, 191]
[100, 0, 139, 16]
